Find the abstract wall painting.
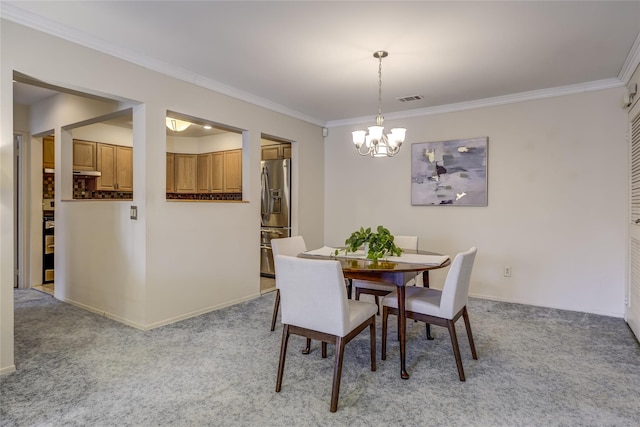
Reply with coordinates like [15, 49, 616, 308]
[411, 137, 488, 206]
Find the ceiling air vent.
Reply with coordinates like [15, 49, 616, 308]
[397, 95, 424, 103]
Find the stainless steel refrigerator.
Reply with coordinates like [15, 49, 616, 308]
[260, 159, 291, 276]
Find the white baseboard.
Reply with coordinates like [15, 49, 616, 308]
[143, 293, 261, 330]
[0, 364, 17, 376]
[59, 292, 262, 331]
[469, 292, 624, 318]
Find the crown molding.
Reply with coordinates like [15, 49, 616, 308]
[326, 78, 624, 128]
[619, 32, 640, 84]
[1, 3, 633, 130]
[0, 3, 324, 127]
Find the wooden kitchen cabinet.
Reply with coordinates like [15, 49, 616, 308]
[197, 152, 225, 193]
[73, 140, 97, 171]
[261, 143, 291, 160]
[198, 151, 233, 193]
[43, 136, 55, 169]
[282, 144, 291, 159]
[116, 146, 133, 191]
[174, 154, 198, 193]
[197, 154, 208, 192]
[224, 149, 242, 192]
[210, 152, 224, 192]
[261, 145, 280, 160]
[168, 149, 240, 195]
[166, 153, 175, 192]
[96, 143, 133, 191]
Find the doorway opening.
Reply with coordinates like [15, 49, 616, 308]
[259, 136, 292, 294]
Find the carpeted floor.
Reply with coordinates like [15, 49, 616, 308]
[1, 289, 639, 426]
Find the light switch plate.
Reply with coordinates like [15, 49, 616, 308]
[130, 206, 138, 220]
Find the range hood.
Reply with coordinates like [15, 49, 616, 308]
[73, 170, 101, 177]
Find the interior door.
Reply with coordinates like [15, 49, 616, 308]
[627, 99, 640, 340]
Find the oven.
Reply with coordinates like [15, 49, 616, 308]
[43, 215, 55, 283]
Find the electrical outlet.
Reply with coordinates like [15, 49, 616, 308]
[503, 266, 512, 277]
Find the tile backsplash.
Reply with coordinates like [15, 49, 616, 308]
[166, 193, 242, 201]
[43, 172, 55, 199]
[73, 177, 132, 200]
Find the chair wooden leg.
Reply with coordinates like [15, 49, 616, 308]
[355, 288, 361, 300]
[422, 270, 430, 288]
[322, 342, 327, 358]
[422, 273, 434, 339]
[374, 296, 380, 315]
[369, 318, 377, 372]
[276, 324, 290, 392]
[346, 279, 353, 299]
[381, 306, 388, 360]
[330, 336, 346, 412]
[302, 338, 311, 355]
[270, 289, 280, 331]
[447, 320, 466, 381]
[462, 306, 478, 360]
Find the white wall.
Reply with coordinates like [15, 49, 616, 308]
[73, 122, 133, 147]
[1, 19, 324, 372]
[325, 88, 628, 317]
[167, 132, 243, 154]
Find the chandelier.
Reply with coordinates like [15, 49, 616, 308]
[352, 51, 406, 157]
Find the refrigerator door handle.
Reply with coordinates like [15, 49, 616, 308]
[261, 166, 270, 222]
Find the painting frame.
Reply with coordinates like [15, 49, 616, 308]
[411, 137, 488, 206]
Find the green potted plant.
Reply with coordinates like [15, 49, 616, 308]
[335, 225, 403, 261]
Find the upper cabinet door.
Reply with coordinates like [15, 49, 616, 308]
[73, 140, 97, 171]
[43, 136, 55, 169]
[224, 149, 242, 192]
[166, 153, 175, 193]
[261, 145, 280, 160]
[197, 153, 212, 193]
[211, 152, 224, 193]
[174, 154, 198, 193]
[116, 146, 133, 192]
[96, 143, 116, 191]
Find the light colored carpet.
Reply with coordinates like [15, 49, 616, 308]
[1, 289, 639, 426]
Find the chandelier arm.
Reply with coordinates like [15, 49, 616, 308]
[357, 144, 372, 156]
[386, 145, 401, 157]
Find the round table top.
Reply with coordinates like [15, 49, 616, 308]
[299, 249, 450, 274]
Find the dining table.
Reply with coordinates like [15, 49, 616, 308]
[299, 247, 451, 379]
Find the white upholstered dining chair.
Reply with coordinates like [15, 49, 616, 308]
[353, 235, 419, 313]
[274, 255, 378, 412]
[381, 247, 478, 381]
[270, 236, 308, 332]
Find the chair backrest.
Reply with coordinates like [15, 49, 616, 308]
[271, 235, 307, 258]
[274, 255, 350, 336]
[439, 247, 477, 319]
[394, 235, 418, 251]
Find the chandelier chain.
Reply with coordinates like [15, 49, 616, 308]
[377, 54, 383, 123]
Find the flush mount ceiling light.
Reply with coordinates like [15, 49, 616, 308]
[352, 51, 406, 158]
[166, 118, 192, 132]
